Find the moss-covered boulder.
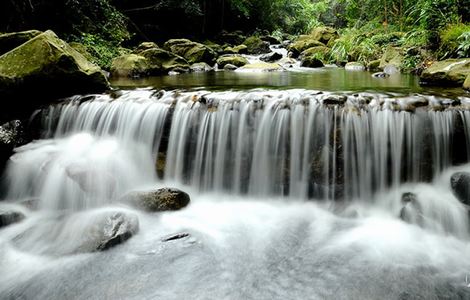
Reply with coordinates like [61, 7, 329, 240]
[190, 62, 213, 72]
[243, 36, 270, 54]
[239, 62, 283, 72]
[68, 42, 95, 61]
[260, 35, 281, 45]
[288, 38, 326, 58]
[134, 42, 159, 53]
[216, 55, 249, 68]
[379, 46, 403, 70]
[163, 39, 217, 65]
[0, 30, 109, 98]
[224, 44, 248, 55]
[140, 48, 189, 73]
[203, 41, 224, 55]
[110, 54, 150, 77]
[310, 27, 339, 45]
[0, 30, 42, 55]
[299, 46, 329, 68]
[464, 74, 470, 90]
[367, 59, 381, 71]
[420, 59, 470, 86]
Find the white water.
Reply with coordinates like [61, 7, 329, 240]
[1, 89, 470, 299]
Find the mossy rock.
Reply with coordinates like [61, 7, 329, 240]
[134, 42, 159, 53]
[69, 42, 94, 61]
[379, 46, 403, 70]
[124, 188, 190, 212]
[190, 62, 213, 72]
[0, 30, 109, 98]
[301, 46, 330, 57]
[464, 74, 470, 90]
[367, 59, 381, 71]
[260, 35, 281, 45]
[300, 57, 324, 68]
[310, 27, 339, 45]
[110, 54, 150, 77]
[163, 39, 217, 65]
[140, 48, 189, 73]
[288, 39, 326, 58]
[420, 59, 470, 87]
[243, 36, 270, 54]
[224, 44, 248, 55]
[203, 40, 224, 55]
[239, 62, 283, 72]
[217, 31, 246, 46]
[0, 30, 42, 55]
[217, 55, 249, 68]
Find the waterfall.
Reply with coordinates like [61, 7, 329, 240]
[8, 88, 466, 205]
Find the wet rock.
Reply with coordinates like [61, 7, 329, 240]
[190, 62, 213, 73]
[163, 39, 217, 65]
[450, 172, 470, 206]
[0, 30, 42, 55]
[223, 44, 248, 55]
[239, 62, 283, 72]
[0, 30, 109, 98]
[161, 232, 190, 242]
[420, 59, 470, 87]
[0, 120, 24, 171]
[217, 55, 249, 68]
[134, 42, 159, 53]
[223, 64, 238, 71]
[288, 38, 326, 58]
[345, 62, 365, 71]
[310, 26, 339, 45]
[260, 52, 283, 63]
[379, 46, 403, 71]
[321, 95, 347, 105]
[260, 35, 281, 45]
[95, 212, 139, 251]
[0, 208, 25, 228]
[464, 74, 470, 90]
[399, 192, 423, 225]
[243, 36, 270, 54]
[367, 59, 381, 71]
[372, 72, 390, 78]
[300, 56, 324, 68]
[124, 187, 190, 212]
[140, 48, 189, 74]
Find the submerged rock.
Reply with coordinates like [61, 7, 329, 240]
[420, 59, 470, 87]
[124, 187, 190, 212]
[372, 72, 390, 78]
[217, 55, 249, 68]
[450, 172, 470, 206]
[0, 30, 109, 98]
[239, 62, 283, 72]
[399, 192, 423, 226]
[0, 208, 25, 228]
[0, 30, 42, 55]
[95, 212, 139, 251]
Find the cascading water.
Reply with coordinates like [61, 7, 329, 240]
[1, 88, 470, 299]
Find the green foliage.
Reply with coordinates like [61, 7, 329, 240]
[439, 23, 470, 58]
[328, 28, 381, 64]
[77, 34, 129, 70]
[457, 32, 470, 57]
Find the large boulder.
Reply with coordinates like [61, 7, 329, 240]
[163, 39, 217, 65]
[0, 30, 109, 98]
[0, 30, 42, 56]
[299, 46, 329, 68]
[216, 55, 249, 68]
[223, 45, 248, 55]
[450, 172, 470, 206]
[243, 36, 270, 54]
[92, 212, 139, 251]
[260, 52, 283, 63]
[288, 38, 326, 58]
[110, 54, 150, 77]
[190, 62, 213, 72]
[379, 46, 403, 70]
[124, 187, 190, 212]
[140, 48, 189, 74]
[420, 59, 470, 87]
[310, 27, 339, 45]
[133, 42, 159, 53]
[239, 62, 283, 72]
[465, 74, 470, 90]
[260, 35, 281, 45]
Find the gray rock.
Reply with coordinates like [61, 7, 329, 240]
[190, 62, 213, 73]
[260, 52, 283, 63]
[451, 172, 470, 206]
[123, 187, 190, 212]
[223, 64, 238, 71]
[96, 212, 139, 251]
[372, 72, 390, 78]
[0, 208, 25, 228]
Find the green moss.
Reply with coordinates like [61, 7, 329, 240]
[216, 55, 249, 68]
[242, 36, 270, 54]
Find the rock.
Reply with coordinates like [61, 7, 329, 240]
[372, 72, 390, 78]
[0, 30, 109, 98]
[300, 56, 324, 68]
[140, 48, 189, 73]
[465, 74, 470, 90]
[399, 192, 423, 225]
[379, 46, 403, 70]
[217, 55, 249, 68]
[345, 62, 365, 71]
[163, 39, 217, 65]
[0, 120, 24, 171]
[190, 62, 213, 72]
[134, 42, 159, 53]
[0, 30, 42, 55]
[68, 42, 94, 61]
[203, 41, 224, 55]
[0, 208, 25, 228]
[288, 38, 326, 58]
[223, 64, 238, 71]
[260, 35, 281, 45]
[161, 232, 190, 242]
[367, 59, 381, 71]
[310, 27, 339, 45]
[239, 62, 283, 72]
[124, 187, 190, 212]
[242, 36, 270, 54]
[223, 44, 248, 55]
[218, 31, 246, 46]
[420, 59, 470, 87]
[260, 52, 283, 63]
[321, 95, 347, 105]
[110, 54, 149, 77]
[95, 212, 139, 251]
[450, 172, 470, 205]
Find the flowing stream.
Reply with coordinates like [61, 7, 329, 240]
[1, 86, 470, 299]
